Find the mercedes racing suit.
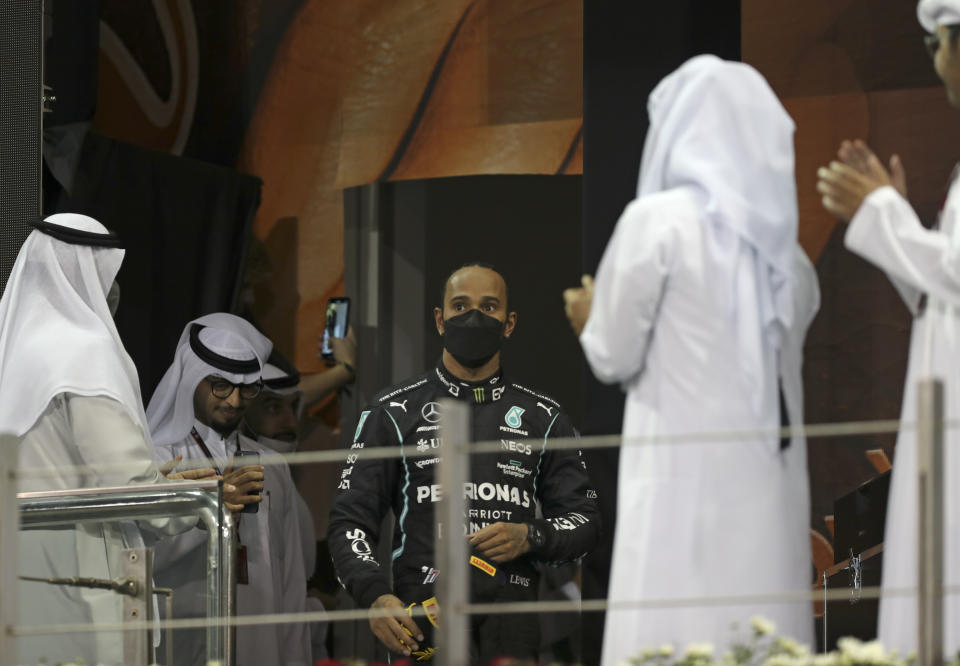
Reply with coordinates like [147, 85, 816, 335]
[327, 362, 601, 659]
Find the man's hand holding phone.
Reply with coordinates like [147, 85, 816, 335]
[223, 451, 264, 514]
[320, 297, 351, 364]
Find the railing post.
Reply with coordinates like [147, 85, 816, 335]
[916, 378, 944, 666]
[220, 496, 236, 666]
[121, 547, 152, 666]
[437, 399, 469, 666]
[0, 436, 18, 665]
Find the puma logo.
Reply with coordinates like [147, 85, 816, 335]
[390, 400, 408, 413]
[537, 402, 554, 416]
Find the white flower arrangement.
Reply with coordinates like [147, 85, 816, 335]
[626, 618, 960, 666]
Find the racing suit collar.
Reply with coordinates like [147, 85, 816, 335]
[434, 360, 504, 404]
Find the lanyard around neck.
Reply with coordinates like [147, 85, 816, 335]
[189, 426, 237, 476]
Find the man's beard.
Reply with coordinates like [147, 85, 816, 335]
[211, 409, 242, 436]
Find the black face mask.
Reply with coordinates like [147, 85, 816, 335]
[442, 309, 506, 368]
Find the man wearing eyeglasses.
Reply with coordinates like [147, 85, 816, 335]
[148, 313, 312, 666]
[815, 0, 960, 655]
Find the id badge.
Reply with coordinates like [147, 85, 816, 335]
[237, 544, 250, 585]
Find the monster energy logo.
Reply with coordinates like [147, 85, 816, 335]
[473, 387, 485, 402]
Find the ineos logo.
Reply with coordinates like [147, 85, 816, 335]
[422, 402, 441, 423]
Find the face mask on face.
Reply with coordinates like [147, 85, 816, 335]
[242, 417, 299, 453]
[442, 309, 505, 368]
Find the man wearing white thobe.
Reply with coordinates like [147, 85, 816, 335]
[242, 362, 331, 660]
[816, 0, 960, 654]
[0, 214, 202, 665]
[565, 56, 819, 660]
[148, 315, 312, 666]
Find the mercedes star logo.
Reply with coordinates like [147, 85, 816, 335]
[421, 402, 441, 423]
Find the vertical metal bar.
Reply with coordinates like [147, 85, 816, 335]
[0, 437, 19, 664]
[152, 589, 174, 666]
[916, 378, 944, 666]
[437, 399, 469, 666]
[121, 547, 151, 666]
[220, 502, 236, 666]
[822, 571, 828, 653]
[205, 507, 222, 665]
[200, 484, 235, 666]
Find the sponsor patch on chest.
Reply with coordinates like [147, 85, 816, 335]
[496, 459, 533, 479]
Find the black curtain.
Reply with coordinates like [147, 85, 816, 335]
[581, 3, 740, 663]
[46, 132, 262, 399]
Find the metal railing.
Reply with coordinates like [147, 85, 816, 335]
[14, 480, 235, 666]
[1, 377, 951, 666]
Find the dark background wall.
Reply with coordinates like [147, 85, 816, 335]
[345, 175, 583, 422]
[421, 175, 585, 422]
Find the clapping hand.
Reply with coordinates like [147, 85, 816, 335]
[563, 275, 594, 337]
[817, 140, 906, 222]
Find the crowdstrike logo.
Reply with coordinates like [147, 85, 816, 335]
[504, 406, 525, 429]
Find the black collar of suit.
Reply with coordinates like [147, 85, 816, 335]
[433, 361, 504, 404]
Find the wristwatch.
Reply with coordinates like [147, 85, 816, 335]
[525, 522, 546, 551]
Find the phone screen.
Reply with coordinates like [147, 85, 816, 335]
[233, 450, 261, 514]
[321, 297, 351, 361]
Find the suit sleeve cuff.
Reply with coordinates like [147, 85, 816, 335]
[356, 578, 394, 609]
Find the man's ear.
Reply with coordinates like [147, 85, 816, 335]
[434, 307, 445, 335]
[504, 311, 518, 338]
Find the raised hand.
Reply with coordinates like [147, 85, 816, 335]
[563, 274, 595, 337]
[837, 139, 907, 199]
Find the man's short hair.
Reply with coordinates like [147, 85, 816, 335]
[440, 262, 510, 310]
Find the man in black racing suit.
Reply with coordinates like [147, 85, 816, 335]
[327, 264, 600, 661]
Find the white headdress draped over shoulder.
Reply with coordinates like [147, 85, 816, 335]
[0, 213, 145, 436]
[146, 313, 272, 447]
[637, 54, 798, 342]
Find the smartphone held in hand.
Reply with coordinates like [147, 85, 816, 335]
[320, 297, 351, 363]
[233, 449, 261, 514]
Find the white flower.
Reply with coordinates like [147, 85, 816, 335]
[775, 636, 811, 658]
[813, 654, 839, 666]
[685, 643, 715, 659]
[750, 615, 777, 636]
[761, 655, 798, 666]
[659, 644, 676, 658]
[716, 652, 739, 666]
[837, 638, 890, 665]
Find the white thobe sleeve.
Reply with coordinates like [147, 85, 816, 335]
[150, 438, 211, 562]
[845, 185, 960, 312]
[65, 394, 162, 487]
[65, 396, 193, 536]
[580, 199, 674, 384]
[276, 465, 312, 665]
